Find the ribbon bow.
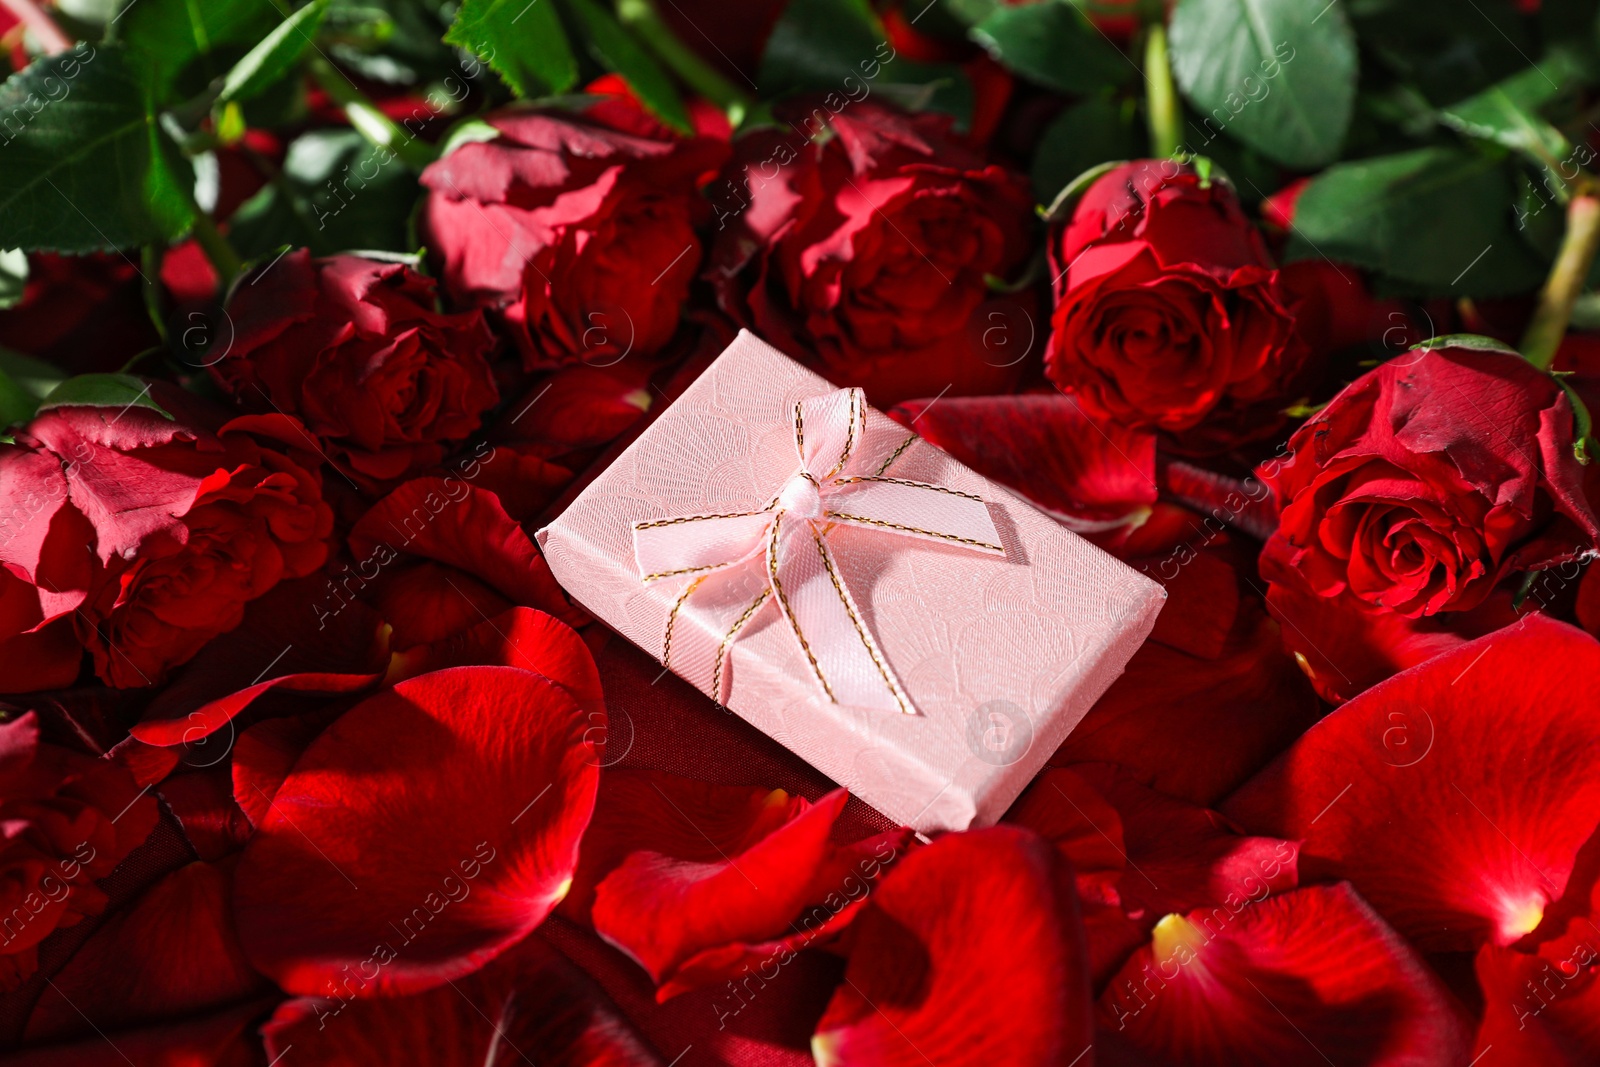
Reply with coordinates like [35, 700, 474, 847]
[632, 387, 1004, 715]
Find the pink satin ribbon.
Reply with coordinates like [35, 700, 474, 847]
[632, 387, 1004, 714]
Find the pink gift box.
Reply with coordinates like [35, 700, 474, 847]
[537, 331, 1165, 832]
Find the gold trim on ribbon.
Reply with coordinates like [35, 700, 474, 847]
[767, 512, 836, 702]
[820, 389, 861, 481]
[710, 589, 771, 704]
[832, 474, 984, 503]
[634, 511, 764, 531]
[873, 433, 918, 476]
[824, 511, 1003, 552]
[644, 398, 994, 716]
[661, 574, 708, 668]
[643, 562, 738, 583]
[810, 526, 911, 715]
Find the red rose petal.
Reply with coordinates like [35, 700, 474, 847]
[812, 826, 1093, 1067]
[385, 607, 604, 726]
[364, 560, 515, 651]
[262, 935, 660, 1066]
[1260, 535, 1522, 704]
[1224, 615, 1600, 951]
[233, 666, 600, 996]
[593, 788, 909, 999]
[1073, 765, 1299, 919]
[156, 769, 256, 860]
[230, 709, 342, 828]
[24, 861, 267, 1043]
[1575, 565, 1600, 639]
[130, 575, 389, 746]
[350, 477, 580, 623]
[6, 1001, 269, 1067]
[891, 393, 1157, 529]
[1097, 883, 1471, 1066]
[457, 444, 575, 525]
[561, 768, 809, 925]
[495, 362, 656, 456]
[1473, 900, 1600, 1066]
[1053, 607, 1322, 806]
[1136, 542, 1249, 661]
[1009, 766, 1299, 985]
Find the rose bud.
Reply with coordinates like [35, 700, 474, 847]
[710, 99, 1036, 406]
[418, 104, 729, 371]
[1045, 159, 1308, 452]
[215, 250, 498, 488]
[1260, 337, 1599, 678]
[0, 385, 334, 691]
[0, 711, 157, 990]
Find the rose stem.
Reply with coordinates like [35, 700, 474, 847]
[0, 0, 70, 54]
[1521, 186, 1600, 371]
[187, 209, 243, 287]
[1143, 21, 1181, 160]
[307, 55, 439, 171]
[617, 0, 755, 125]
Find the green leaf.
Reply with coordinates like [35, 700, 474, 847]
[1570, 290, 1600, 330]
[1168, 0, 1356, 169]
[1555, 372, 1595, 465]
[119, 0, 281, 104]
[1437, 51, 1584, 166]
[37, 373, 173, 419]
[1349, 0, 1535, 106]
[326, 0, 460, 86]
[435, 117, 502, 158]
[1408, 333, 1521, 358]
[218, 0, 331, 106]
[0, 45, 196, 253]
[443, 0, 578, 97]
[1284, 146, 1548, 298]
[970, 1, 1135, 95]
[759, 0, 974, 126]
[0, 348, 68, 400]
[0, 348, 62, 429]
[0, 369, 36, 430]
[0, 249, 26, 309]
[563, 0, 690, 132]
[1041, 159, 1123, 222]
[1030, 97, 1141, 206]
[227, 128, 412, 258]
[942, 0, 999, 26]
[761, 0, 888, 93]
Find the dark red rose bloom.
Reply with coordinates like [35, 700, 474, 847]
[0, 388, 333, 691]
[1045, 160, 1309, 451]
[710, 100, 1036, 406]
[0, 712, 158, 990]
[216, 250, 498, 487]
[418, 106, 728, 371]
[1262, 338, 1599, 621]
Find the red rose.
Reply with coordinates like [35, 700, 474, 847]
[1045, 160, 1308, 451]
[418, 107, 728, 371]
[0, 711, 157, 989]
[710, 99, 1036, 406]
[1258, 338, 1600, 700]
[0, 387, 333, 691]
[216, 250, 498, 487]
